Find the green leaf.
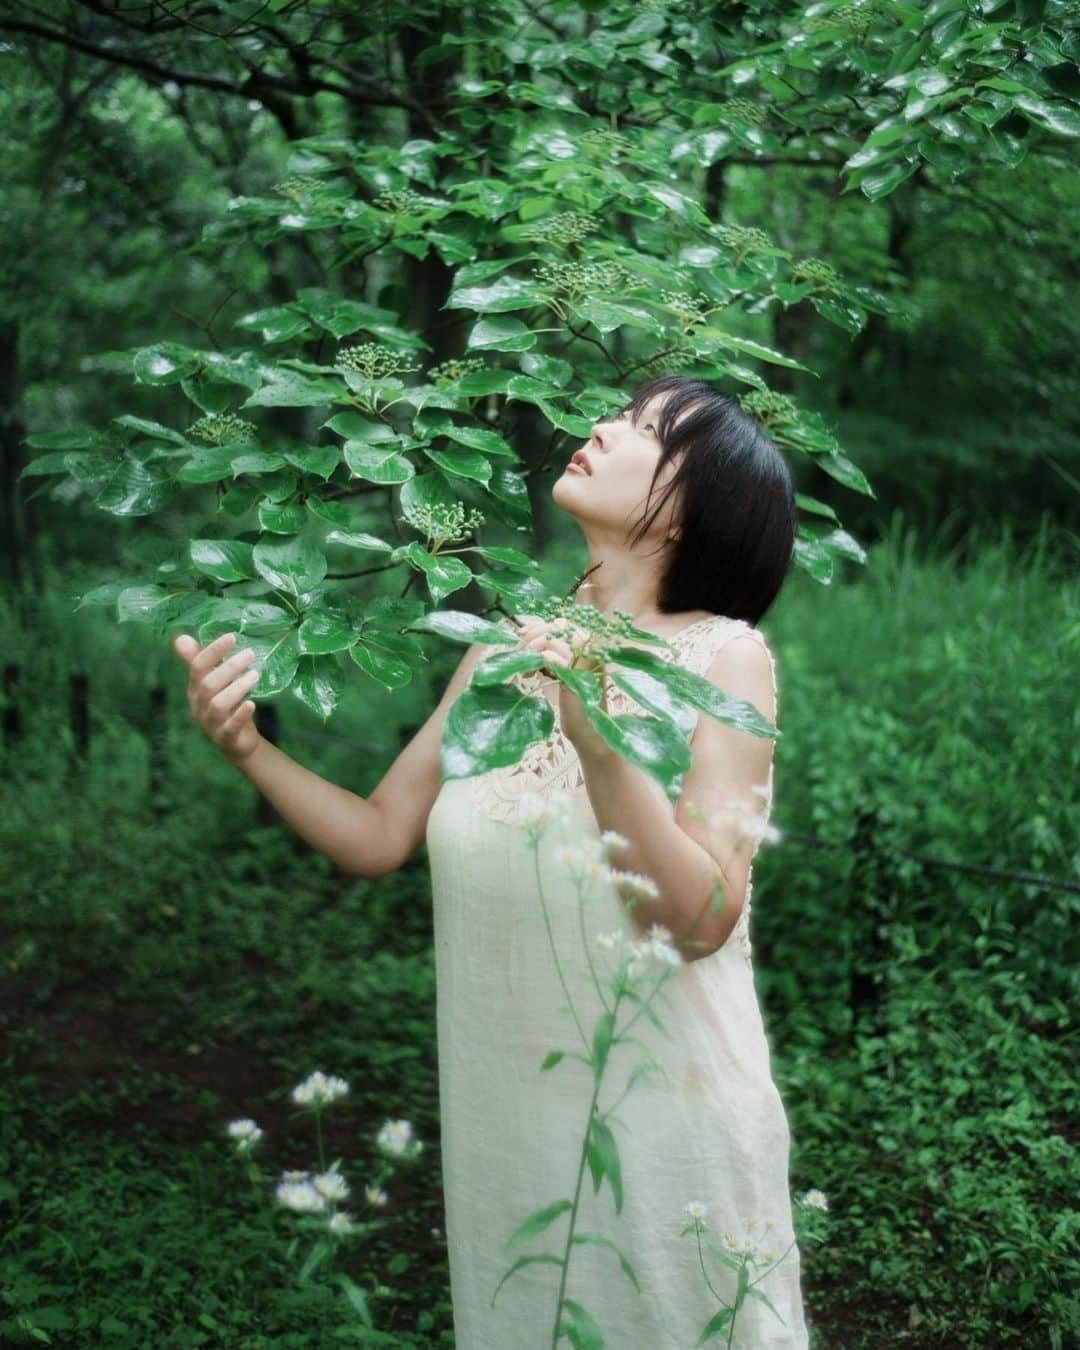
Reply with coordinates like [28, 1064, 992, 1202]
[519, 351, 573, 386]
[306, 497, 353, 528]
[284, 446, 342, 480]
[591, 1010, 616, 1085]
[696, 1304, 735, 1344]
[252, 535, 327, 594]
[442, 424, 517, 458]
[178, 446, 285, 484]
[505, 1199, 572, 1254]
[471, 545, 538, 572]
[298, 610, 358, 654]
[1012, 93, 1080, 138]
[467, 315, 537, 351]
[586, 1116, 623, 1213]
[553, 665, 690, 798]
[423, 446, 493, 485]
[609, 669, 697, 737]
[441, 684, 554, 779]
[472, 649, 547, 685]
[234, 304, 314, 344]
[324, 529, 394, 552]
[489, 1253, 565, 1311]
[344, 442, 416, 484]
[609, 647, 780, 740]
[94, 458, 180, 517]
[698, 331, 817, 374]
[350, 640, 412, 690]
[559, 1299, 605, 1350]
[111, 415, 190, 446]
[410, 610, 518, 647]
[815, 447, 875, 496]
[400, 542, 473, 601]
[258, 499, 307, 533]
[190, 539, 256, 583]
[570, 1233, 641, 1294]
[575, 298, 663, 335]
[117, 585, 167, 623]
[291, 655, 344, 721]
[242, 369, 348, 408]
[132, 342, 200, 386]
[446, 274, 546, 313]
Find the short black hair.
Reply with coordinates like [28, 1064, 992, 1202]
[623, 373, 796, 626]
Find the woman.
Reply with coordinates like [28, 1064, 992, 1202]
[172, 373, 810, 1347]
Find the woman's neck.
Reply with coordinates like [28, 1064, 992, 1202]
[572, 546, 666, 627]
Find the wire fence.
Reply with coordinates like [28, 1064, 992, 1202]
[4, 662, 1078, 900]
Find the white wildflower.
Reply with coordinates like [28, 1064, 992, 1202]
[376, 1118, 418, 1157]
[552, 843, 586, 869]
[282, 1168, 310, 1182]
[599, 830, 630, 858]
[683, 1200, 708, 1221]
[276, 1179, 327, 1213]
[518, 790, 574, 828]
[611, 870, 660, 900]
[328, 1211, 353, 1233]
[226, 1118, 262, 1144]
[803, 1188, 829, 1211]
[595, 930, 622, 951]
[366, 1184, 389, 1207]
[291, 1070, 350, 1107]
[312, 1172, 350, 1202]
[707, 798, 781, 848]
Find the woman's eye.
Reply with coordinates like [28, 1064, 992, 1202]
[644, 423, 655, 433]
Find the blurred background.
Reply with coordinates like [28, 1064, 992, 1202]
[1, 3, 1077, 1347]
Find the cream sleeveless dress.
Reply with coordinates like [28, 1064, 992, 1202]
[425, 614, 809, 1349]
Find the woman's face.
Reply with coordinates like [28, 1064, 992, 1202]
[552, 392, 682, 544]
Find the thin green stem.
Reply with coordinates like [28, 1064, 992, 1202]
[550, 1076, 603, 1349]
[530, 843, 590, 1055]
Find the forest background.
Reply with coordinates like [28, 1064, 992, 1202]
[0, 1, 1077, 1347]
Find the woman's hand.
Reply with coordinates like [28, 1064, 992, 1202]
[171, 631, 263, 766]
[513, 615, 613, 760]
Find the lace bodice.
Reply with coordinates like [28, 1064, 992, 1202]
[466, 613, 779, 964]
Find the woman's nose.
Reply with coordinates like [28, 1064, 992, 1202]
[590, 423, 607, 449]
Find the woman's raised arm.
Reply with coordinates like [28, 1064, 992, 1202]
[172, 630, 491, 879]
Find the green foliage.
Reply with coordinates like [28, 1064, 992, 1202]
[0, 514, 1076, 1345]
[12, 0, 1079, 788]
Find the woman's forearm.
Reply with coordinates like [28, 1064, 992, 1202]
[232, 736, 397, 879]
[575, 740, 741, 960]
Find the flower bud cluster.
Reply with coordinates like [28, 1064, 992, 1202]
[335, 343, 419, 379]
[657, 290, 711, 331]
[373, 188, 441, 215]
[401, 499, 485, 547]
[273, 175, 342, 207]
[715, 97, 767, 127]
[791, 257, 841, 293]
[737, 389, 799, 432]
[189, 413, 258, 446]
[579, 128, 632, 159]
[528, 596, 654, 665]
[427, 356, 486, 385]
[534, 259, 629, 299]
[713, 224, 772, 265]
[521, 212, 596, 247]
[807, 1, 883, 36]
